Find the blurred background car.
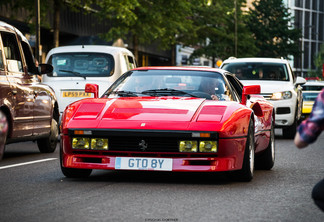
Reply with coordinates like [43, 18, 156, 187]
[0, 21, 59, 160]
[42, 45, 137, 122]
[301, 81, 324, 119]
[220, 57, 306, 139]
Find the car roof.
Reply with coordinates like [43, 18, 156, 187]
[222, 57, 288, 64]
[46, 45, 134, 56]
[303, 81, 324, 86]
[0, 21, 29, 43]
[132, 66, 228, 75]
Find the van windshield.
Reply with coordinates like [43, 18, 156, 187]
[222, 62, 289, 81]
[48, 52, 115, 77]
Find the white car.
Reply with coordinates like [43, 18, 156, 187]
[43, 45, 136, 121]
[220, 57, 306, 138]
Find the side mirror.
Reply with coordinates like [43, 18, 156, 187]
[85, 83, 99, 98]
[38, 64, 53, 75]
[295, 76, 306, 86]
[241, 85, 261, 105]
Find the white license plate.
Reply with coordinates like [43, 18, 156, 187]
[115, 157, 173, 171]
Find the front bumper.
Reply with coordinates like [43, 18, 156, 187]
[61, 135, 247, 172]
[269, 99, 296, 127]
[62, 154, 241, 172]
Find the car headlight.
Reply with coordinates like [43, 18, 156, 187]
[91, 138, 109, 150]
[72, 137, 90, 149]
[199, 141, 217, 152]
[179, 141, 198, 152]
[270, 91, 292, 100]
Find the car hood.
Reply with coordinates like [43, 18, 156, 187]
[241, 80, 294, 93]
[65, 97, 236, 131]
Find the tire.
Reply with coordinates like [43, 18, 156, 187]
[60, 148, 92, 178]
[0, 111, 8, 160]
[231, 120, 255, 182]
[37, 118, 59, 153]
[255, 121, 275, 170]
[282, 106, 298, 139]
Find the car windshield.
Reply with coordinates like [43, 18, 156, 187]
[103, 70, 233, 101]
[222, 62, 289, 81]
[48, 52, 115, 77]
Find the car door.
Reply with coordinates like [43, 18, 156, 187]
[1, 31, 34, 138]
[20, 39, 53, 137]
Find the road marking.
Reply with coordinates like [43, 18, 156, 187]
[0, 158, 58, 170]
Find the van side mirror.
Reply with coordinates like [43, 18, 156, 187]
[38, 64, 53, 75]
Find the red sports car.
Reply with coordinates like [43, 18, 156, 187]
[60, 67, 275, 181]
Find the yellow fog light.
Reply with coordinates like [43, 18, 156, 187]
[72, 137, 90, 149]
[179, 141, 198, 152]
[199, 141, 217, 152]
[91, 138, 108, 150]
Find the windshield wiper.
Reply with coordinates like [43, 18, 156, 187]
[141, 88, 199, 98]
[111, 90, 138, 97]
[59, 70, 86, 80]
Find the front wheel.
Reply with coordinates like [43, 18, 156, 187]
[37, 118, 59, 153]
[230, 120, 255, 182]
[0, 111, 8, 160]
[256, 121, 275, 170]
[283, 115, 297, 139]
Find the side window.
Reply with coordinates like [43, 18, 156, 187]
[1, 32, 23, 73]
[21, 41, 37, 74]
[128, 55, 136, 69]
[226, 73, 243, 102]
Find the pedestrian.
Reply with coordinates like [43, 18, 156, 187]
[294, 89, 324, 211]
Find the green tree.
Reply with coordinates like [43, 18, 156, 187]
[87, 0, 192, 63]
[0, 0, 80, 48]
[186, 0, 258, 67]
[246, 0, 301, 58]
[309, 43, 324, 79]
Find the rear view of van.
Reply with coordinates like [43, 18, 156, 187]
[43, 45, 136, 120]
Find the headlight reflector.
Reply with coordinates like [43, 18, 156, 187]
[179, 141, 198, 152]
[270, 91, 292, 100]
[199, 141, 217, 152]
[91, 138, 108, 150]
[72, 137, 90, 149]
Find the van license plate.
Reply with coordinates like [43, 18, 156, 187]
[62, 91, 92, 97]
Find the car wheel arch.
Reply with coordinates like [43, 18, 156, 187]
[0, 107, 12, 138]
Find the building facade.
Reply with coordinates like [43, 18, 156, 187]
[285, 0, 324, 76]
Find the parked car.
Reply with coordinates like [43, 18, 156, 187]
[301, 81, 324, 119]
[43, 45, 137, 121]
[220, 57, 306, 139]
[0, 21, 59, 159]
[60, 66, 274, 181]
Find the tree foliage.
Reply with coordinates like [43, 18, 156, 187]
[84, 0, 192, 61]
[309, 43, 324, 78]
[186, 0, 258, 66]
[246, 0, 301, 58]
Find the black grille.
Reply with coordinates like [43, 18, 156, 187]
[276, 107, 291, 114]
[109, 136, 179, 152]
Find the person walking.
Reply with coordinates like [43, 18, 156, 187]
[294, 89, 324, 211]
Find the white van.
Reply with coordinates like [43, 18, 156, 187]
[43, 45, 136, 119]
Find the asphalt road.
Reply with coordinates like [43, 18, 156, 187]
[0, 130, 323, 222]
